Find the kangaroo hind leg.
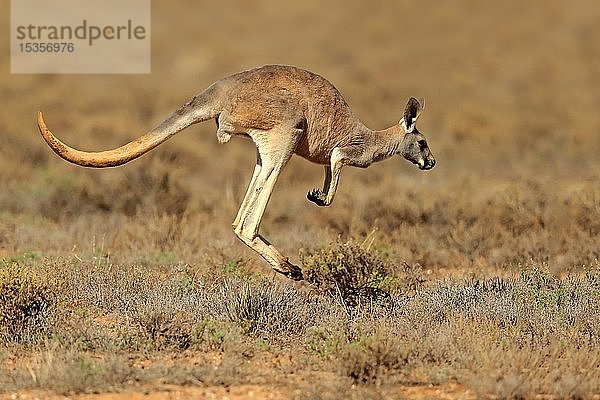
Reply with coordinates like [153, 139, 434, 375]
[233, 126, 304, 280]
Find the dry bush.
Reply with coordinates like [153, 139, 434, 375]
[215, 278, 318, 338]
[338, 330, 411, 385]
[0, 264, 56, 344]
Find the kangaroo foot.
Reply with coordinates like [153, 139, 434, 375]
[275, 259, 304, 281]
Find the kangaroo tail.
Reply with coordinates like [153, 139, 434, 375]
[37, 88, 220, 168]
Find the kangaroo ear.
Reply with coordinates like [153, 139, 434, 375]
[401, 97, 423, 133]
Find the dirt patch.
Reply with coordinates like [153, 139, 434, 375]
[2, 383, 476, 400]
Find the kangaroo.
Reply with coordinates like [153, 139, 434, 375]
[37, 65, 436, 280]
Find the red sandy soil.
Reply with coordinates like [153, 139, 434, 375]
[2, 383, 475, 400]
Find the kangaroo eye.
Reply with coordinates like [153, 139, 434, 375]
[417, 140, 427, 148]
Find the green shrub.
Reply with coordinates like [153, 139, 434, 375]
[0, 264, 55, 343]
[300, 239, 394, 306]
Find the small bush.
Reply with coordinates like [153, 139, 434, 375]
[339, 332, 410, 385]
[218, 278, 314, 338]
[132, 310, 193, 351]
[300, 239, 394, 306]
[0, 264, 55, 343]
[305, 327, 344, 359]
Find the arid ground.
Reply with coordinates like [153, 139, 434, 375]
[0, 0, 599, 398]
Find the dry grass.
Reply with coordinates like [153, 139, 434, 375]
[0, 0, 599, 397]
[0, 255, 598, 397]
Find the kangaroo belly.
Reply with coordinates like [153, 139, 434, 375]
[294, 132, 335, 165]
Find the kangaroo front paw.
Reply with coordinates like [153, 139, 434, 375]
[307, 188, 328, 207]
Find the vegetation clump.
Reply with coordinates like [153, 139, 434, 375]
[301, 238, 396, 306]
[0, 264, 55, 344]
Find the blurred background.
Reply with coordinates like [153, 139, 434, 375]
[0, 0, 598, 274]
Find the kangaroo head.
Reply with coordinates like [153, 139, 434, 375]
[399, 97, 436, 171]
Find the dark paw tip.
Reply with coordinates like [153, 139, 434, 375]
[307, 189, 319, 198]
[282, 261, 304, 281]
[288, 269, 304, 281]
[307, 189, 326, 206]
